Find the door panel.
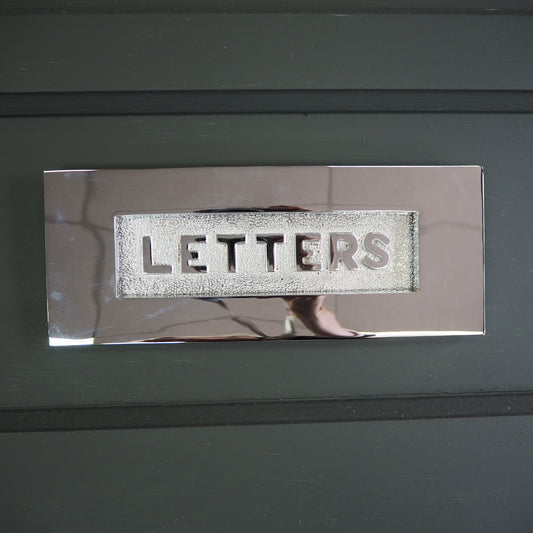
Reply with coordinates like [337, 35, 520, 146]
[2, 4, 533, 531]
[1, 114, 531, 407]
[1, 14, 533, 91]
[2, 417, 533, 532]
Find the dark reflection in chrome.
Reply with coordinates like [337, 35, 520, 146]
[282, 295, 360, 338]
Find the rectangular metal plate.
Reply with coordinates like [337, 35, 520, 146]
[115, 211, 419, 298]
[44, 166, 484, 344]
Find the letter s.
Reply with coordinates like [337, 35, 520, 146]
[362, 233, 390, 269]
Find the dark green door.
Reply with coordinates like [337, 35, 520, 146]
[1, 2, 533, 531]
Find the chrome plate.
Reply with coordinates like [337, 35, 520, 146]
[44, 166, 484, 344]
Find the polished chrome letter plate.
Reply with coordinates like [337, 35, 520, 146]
[115, 211, 419, 299]
[44, 166, 484, 344]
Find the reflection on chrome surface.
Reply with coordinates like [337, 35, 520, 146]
[147, 295, 363, 342]
[44, 166, 485, 345]
[159, 207, 365, 341]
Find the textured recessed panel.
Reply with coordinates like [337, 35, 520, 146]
[114, 210, 419, 298]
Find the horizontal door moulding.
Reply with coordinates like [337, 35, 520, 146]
[3, 90, 533, 117]
[1, 0, 533, 15]
[1, 391, 532, 433]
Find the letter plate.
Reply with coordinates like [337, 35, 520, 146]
[44, 166, 484, 344]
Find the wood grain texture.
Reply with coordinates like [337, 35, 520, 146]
[1, 14, 533, 92]
[0, 113, 532, 408]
